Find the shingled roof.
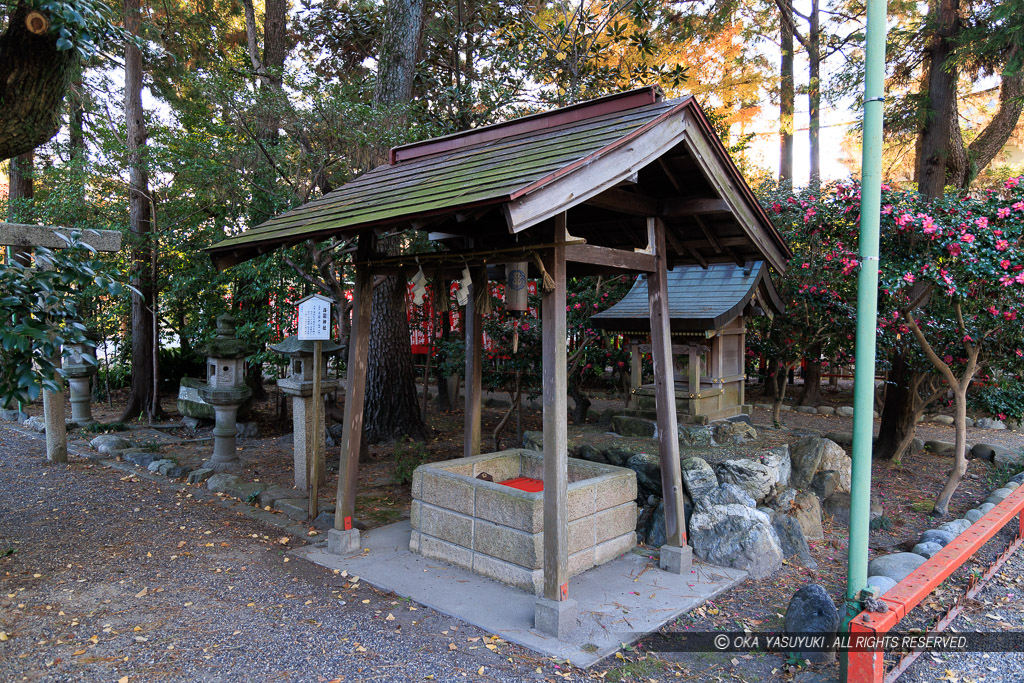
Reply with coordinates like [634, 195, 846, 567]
[207, 86, 790, 272]
[591, 262, 783, 333]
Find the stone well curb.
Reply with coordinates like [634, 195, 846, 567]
[865, 470, 1024, 595]
[0, 422, 318, 542]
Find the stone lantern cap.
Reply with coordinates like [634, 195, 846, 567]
[64, 329, 101, 379]
[203, 314, 249, 358]
[268, 335, 344, 358]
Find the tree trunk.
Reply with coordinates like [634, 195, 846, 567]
[364, 266, 429, 442]
[779, 0, 794, 189]
[8, 151, 34, 231]
[797, 343, 822, 406]
[808, 0, 821, 192]
[362, 0, 429, 443]
[916, 0, 960, 198]
[0, 4, 78, 159]
[874, 351, 916, 461]
[932, 385, 969, 516]
[119, 0, 162, 422]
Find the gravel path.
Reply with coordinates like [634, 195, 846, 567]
[900, 525, 1024, 683]
[0, 426, 559, 682]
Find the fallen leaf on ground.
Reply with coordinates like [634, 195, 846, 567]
[134, 588, 148, 598]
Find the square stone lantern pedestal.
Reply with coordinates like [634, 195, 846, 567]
[270, 335, 343, 489]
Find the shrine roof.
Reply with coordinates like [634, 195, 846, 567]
[591, 262, 783, 333]
[207, 86, 790, 274]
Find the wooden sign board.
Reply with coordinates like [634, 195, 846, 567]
[297, 293, 333, 341]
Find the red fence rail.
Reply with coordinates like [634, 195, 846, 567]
[847, 484, 1024, 682]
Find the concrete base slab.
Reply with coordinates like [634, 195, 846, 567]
[659, 544, 693, 574]
[327, 528, 361, 555]
[294, 521, 746, 667]
[535, 597, 578, 638]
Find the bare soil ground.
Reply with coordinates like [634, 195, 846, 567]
[8, 380, 1024, 681]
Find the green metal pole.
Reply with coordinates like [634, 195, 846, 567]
[840, 0, 888, 659]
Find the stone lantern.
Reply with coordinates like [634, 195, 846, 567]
[269, 335, 343, 489]
[64, 330, 100, 425]
[199, 314, 252, 472]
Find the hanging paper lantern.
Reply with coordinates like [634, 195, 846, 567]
[505, 261, 528, 316]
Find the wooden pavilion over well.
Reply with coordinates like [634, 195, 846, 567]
[592, 261, 783, 423]
[207, 86, 790, 637]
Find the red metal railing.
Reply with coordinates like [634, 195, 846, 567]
[847, 485, 1024, 683]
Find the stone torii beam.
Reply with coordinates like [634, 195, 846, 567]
[0, 222, 123, 462]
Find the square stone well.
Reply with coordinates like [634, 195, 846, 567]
[410, 448, 637, 595]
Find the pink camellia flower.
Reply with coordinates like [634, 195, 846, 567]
[988, 305, 1000, 315]
[896, 213, 913, 228]
[1013, 201, 1024, 212]
[960, 233, 975, 243]
[1005, 311, 1017, 321]
[943, 355, 954, 364]
[801, 262, 810, 269]
[1002, 259, 1012, 270]
[771, 202, 782, 214]
[1007, 177, 1020, 189]
[1016, 348, 1024, 358]
[975, 217, 989, 230]
[921, 215, 937, 233]
[882, 204, 893, 215]
[1016, 273, 1024, 285]
[1001, 275, 1015, 287]
[998, 207, 1011, 219]
[996, 240, 1009, 251]
[903, 272, 915, 284]
[947, 243, 962, 256]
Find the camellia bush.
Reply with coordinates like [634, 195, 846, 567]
[759, 177, 1024, 516]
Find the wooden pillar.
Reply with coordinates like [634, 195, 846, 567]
[331, 234, 373, 554]
[739, 321, 748, 408]
[464, 266, 485, 458]
[647, 217, 688, 559]
[542, 220, 569, 602]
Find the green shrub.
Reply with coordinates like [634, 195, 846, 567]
[969, 380, 1024, 422]
[391, 438, 429, 486]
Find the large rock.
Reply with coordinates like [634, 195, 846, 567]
[627, 452, 662, 499]
[919, 529, 955, 547]
[645, 497, 693, 548]
[818, 441, 852, 492]
[90, 434, 131, 454]
[713, 420, 757, 444]
[24, 416, 47, 433]
[835, 406, 855, 417]
[866, 575, 897, 594]
[697, 483, 756, 509]
[937, 519, 971, 537]
[715, 459, 776, 502]
[773, 515, 818, 568]
[206, 473, 242, 493]
[976, 417, 1006, 430]
[680, 457, 718, 500]
[809, 470, 840, 502]
[790, 491, 824, 541]
[867, 552, 926, 583]
[756, 446, 791, 489]
[790, 436, 851, 492]
[679, 425, 715, 447]
[612, 415, 656, 438]
[688, 504, 783, 579]
[822, 492, 882, 527]
[784, 584, 839, 664]
[993, 447, 1024, 467]
[911, 542, 944, 559]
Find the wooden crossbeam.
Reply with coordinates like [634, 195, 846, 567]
[583, 188, 659, 216]
[693, 215, 722, 253]
[0, 223, 122, 252]
[563, 243, 656, 272]
[660, 198, 730, 217]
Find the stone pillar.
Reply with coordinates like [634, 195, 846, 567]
[208, 404, 240, 470]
